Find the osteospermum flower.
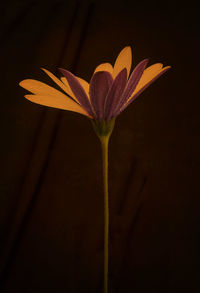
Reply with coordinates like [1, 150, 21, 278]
[19, 46, 170, 123]
[19, 46, 171, 293]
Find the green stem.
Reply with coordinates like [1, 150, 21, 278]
[100, 135, 110, 293]
[91, 117, 115, 293]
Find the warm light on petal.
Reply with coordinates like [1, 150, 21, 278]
[60, 76, 68, 86]
[136, 63, 163, 89]
[77, 77, 90, 97]
[24, 94, 89, 116]
[59, 76, 79, 103]
[19, 79, 68, 99]
[131, 64, 170, 97]
[41, 68, 74, 98]
[113, 59, 148, 116]
[113, 46, 132, 79]
[94, 63, 113, 76]
[120, 65, 171, 112]
[59, 68, 94, 116]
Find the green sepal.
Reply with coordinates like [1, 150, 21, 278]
[91, 118, 115, 140]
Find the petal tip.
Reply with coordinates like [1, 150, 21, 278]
[19, 79, 27, 87]
[59, 68, 75, 79]
[58, 68, 65, 75]
[161, 65, 171, 74]
[165, 65, 171, 70]
[118, 46, 132, 59]
[123, 45, 132, 52]
[58, 67, 67, 74]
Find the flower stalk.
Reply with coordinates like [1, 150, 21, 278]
[100, 135, 109, 293]
[92, 118, 115, 293]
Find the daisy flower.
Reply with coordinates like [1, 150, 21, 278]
[19, 46, 170, 125]
[19, 46, 170, 293]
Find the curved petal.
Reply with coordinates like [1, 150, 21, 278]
[136, 63, 164, 89]
[131, 64, 169, 98]
[24, 94, 89, 116]
[89, 71, 113, 120]
[76, 77, 90, 97]
[60, 76, 78, 102]
[104, 68, 127, 121]
[113, 46, 132, 79]
[113, 59, 148, 116]
[59, 68, 94, 116]
[94, 63, 113, 76]
[60, 75, 90, 102]
[19, 79, 69, 99]
[41, 68, 75, 97]
[120, 66, 171, 113]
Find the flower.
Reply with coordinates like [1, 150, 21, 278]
[19, 47, 171, 293]
[19, 46, 170, 122]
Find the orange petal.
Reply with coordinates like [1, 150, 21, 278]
[61, 76, 70, 87]
[19, 79, 69, 98]
[131, 64, 167, 97]
[121, 65, 171, 112]
[60, 76, 89, 102]
[19, 79, 89, 116]
[113, 46, 132, 79]
[24, 94, 89, 116]
[41, 68, 73, 97]
[94, 63, 113, 76]
[76, 77, 90, 97]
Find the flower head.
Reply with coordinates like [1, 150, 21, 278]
[19, 46, 170, 123]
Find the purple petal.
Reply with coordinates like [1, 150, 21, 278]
[89, 71, 113, 120]
[120, 66, 171, 113]
[59, 68, 94, 116]
[104, 68, 127, 121]
[113, 59, 148, 117]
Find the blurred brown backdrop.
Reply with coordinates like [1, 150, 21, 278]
[0, 0, 200, 292]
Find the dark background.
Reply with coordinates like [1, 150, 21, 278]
[0, 0, 200, 292]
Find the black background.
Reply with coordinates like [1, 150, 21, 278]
[0, 0, 200, 292]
